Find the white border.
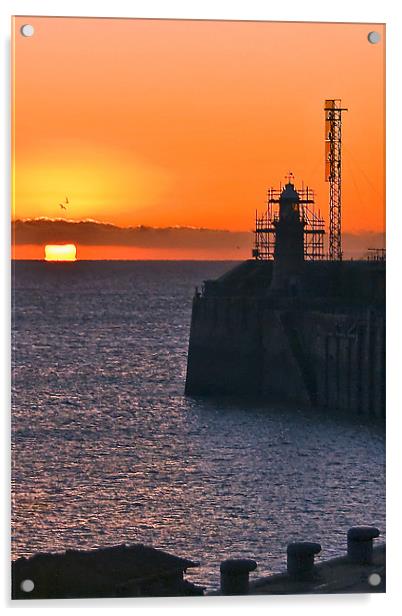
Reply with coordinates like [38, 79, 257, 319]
[1, 1, 401, 614]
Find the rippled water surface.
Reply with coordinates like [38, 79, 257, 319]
[12, 261, 385, 590]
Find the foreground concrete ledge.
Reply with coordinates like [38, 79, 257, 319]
[248, 543, 385, 595]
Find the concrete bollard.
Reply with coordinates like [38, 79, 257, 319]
[220, 559, 257, 595]
[287, 542, 321, 579]
[347, 527, 380, 564]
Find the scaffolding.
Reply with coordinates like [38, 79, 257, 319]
[253, 183, 325, 261]
[325, 99, 348, 261]
[366, 248, 386, 262]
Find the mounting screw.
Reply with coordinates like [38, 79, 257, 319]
[367, 31, 380, 44]
[20, 24, 35, 37]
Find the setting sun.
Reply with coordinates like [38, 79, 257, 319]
[44, 244, 77, 262]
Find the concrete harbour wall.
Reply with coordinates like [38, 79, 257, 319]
[185, 296, 385, 419]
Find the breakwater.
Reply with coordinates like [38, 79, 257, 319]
[186, 260, 385, 419]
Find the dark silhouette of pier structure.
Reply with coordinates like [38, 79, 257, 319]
[185, 180, 384, 416]
[185, 99, 385, 418]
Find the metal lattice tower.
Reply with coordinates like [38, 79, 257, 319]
[324, 99, 348, 261]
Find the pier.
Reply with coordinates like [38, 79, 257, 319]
[185, 181, 385, 419]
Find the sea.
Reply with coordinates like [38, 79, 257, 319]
[11, 260, 386, 591]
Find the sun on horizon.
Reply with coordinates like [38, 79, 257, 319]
[44, 244, 77, 262]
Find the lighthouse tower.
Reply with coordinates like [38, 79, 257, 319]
[270, 181, 305, 294]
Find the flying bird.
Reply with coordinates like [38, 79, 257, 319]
[59, 196, 69, 211]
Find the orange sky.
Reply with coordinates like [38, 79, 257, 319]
[12, 17, 385, 259]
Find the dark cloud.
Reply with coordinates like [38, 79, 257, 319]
[12, 218, 384, 258]
[12, 218, 253, 251]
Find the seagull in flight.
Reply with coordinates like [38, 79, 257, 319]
[59, 196, 69, 211]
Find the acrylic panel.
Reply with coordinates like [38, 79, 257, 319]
[11, 16, 385, 599]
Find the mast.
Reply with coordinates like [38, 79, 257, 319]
[324, 99, 348, 261]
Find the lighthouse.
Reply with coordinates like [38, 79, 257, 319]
[270, 181, 305, 294]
